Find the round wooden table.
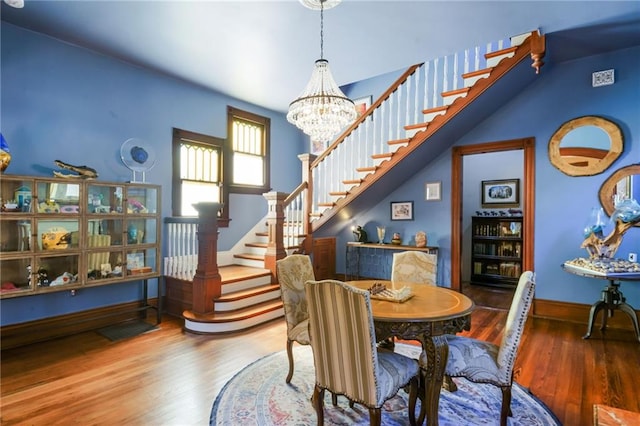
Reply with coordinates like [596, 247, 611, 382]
[348, 280, 474, 426]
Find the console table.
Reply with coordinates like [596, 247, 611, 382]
[562, 263, 640, 342]
[345, 242, 438, 280]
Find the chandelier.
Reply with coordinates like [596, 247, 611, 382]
[287, 0, 356, 144]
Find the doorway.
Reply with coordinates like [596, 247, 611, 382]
[450, 137, 535, 307]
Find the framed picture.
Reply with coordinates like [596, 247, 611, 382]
[425, 181, 441, 201]
[353, 95, 372, 119]
[126, 252, 145, 269]
[390, 201, 414, 221]
[481, 179, 520, 206]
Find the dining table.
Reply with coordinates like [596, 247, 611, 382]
[348, 280, 475, 426]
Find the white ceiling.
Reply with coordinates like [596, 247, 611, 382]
[2, 1, 640, 113]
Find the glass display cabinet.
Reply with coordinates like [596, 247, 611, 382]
[470, 215, 523, 287]
[0, 175, 161, 299]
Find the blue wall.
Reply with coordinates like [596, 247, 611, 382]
[332, 45, 640, 308]
[0, 24, 305, 325]
[1, 22, 639, 325]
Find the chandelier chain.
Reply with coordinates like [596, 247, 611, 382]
[319, 1, 324, 60]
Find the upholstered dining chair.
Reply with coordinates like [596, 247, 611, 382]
[444, 270, 536, 426]
[275, 254, 315, 384]
[391, 251, 438, 285]
[305, 279, 420, 426]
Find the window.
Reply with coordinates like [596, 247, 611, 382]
[172, 128, 228, 223]
[227, 106, 271, 195]
[172, 108, 270, 224]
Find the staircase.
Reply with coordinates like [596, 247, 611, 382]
[167, 30, 546, 335]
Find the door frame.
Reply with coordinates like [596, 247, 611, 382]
[450, 137, 535, 291]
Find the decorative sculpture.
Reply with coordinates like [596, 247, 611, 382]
[352, 226, 368, 243]
[581, 199, 640, 259]
[53, 160, 98, 179]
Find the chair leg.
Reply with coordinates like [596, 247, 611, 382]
[285, 339, 294, 383]
[500, 385, 512, 426]
[407, 376, 418, 426]
[368, 407, 382, 426]
[312, 385, 324, 426]
[332, 393, 338, 406]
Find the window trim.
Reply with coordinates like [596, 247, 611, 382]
[226, 106, 271, 195]
[172, 128, 230, 226]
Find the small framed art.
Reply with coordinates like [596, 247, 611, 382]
[353, 95, 372, 118]
[481, 179, 520, 206]
[425, 181, 441, 201]
[390, 201, 414, 221]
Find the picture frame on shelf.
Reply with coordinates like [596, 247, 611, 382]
[390, 201, 414, 221]
[425, 181, 442, 201]
[481, 178, 520, 206]
[353, 95, 372, 119]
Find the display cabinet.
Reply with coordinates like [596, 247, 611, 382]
[470, 216, 523, 287]
[0, 175, 161, 299]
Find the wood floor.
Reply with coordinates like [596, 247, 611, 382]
[2, 301, 639, 425]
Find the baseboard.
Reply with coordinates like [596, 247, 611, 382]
[534, 298, 639, 331]
[0, 299, 159, 350]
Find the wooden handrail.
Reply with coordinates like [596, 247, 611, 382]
[310, 63, 424, 169]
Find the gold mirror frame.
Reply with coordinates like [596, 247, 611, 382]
[599, 163, 640, 227]
[548, 115, 623, 176]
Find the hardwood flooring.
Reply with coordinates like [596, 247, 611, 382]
[2, 306, 639, 425]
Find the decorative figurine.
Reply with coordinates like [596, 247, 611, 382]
[352, 226, 368, 243]
[53, 159, 98, 179]
[391, 232, 402, 245]
[415, 231, 427, 248]
[0, 133, 11, 173]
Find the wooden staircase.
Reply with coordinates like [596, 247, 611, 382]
[176, 265, 284, 334]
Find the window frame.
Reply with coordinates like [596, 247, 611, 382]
[226, 106, 271, 195]
[172, 128, 230, 226]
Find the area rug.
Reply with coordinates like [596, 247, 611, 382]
[210, 344, 560, 425]
[97, 320, 158, 342]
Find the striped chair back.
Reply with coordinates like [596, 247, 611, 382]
[305, 279, 380, 405]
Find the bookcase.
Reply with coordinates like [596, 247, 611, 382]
[470, 216, 523, 287]
[0, 175, 161, 301]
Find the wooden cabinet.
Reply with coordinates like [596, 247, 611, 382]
[0, 175, 161, 299]
[471, 216, 523, 287]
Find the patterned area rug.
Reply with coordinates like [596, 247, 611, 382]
[210, 344, 560, 425]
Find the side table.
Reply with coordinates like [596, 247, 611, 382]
[562, 263, 640, 342]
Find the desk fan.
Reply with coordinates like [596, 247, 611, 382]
[120, 138, 156, 182]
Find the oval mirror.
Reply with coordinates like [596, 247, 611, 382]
[599, 163, 640, 227]
[548, 116, 623, 176]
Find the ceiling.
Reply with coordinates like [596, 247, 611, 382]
[2, 1, 640, 114]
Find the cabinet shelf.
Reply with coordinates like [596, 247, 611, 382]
[0, 175, 161, 299]
[471, 216, 523, 287]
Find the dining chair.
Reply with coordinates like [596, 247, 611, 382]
[305, 279, 420, 426]
[444, 270, 536, 426]
[275, 254, 315, 384]
[391, 251, 438, 285]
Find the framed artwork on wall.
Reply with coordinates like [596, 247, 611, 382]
[353, 96, 372, 119]
[390, 201, 413, 221]
[425, 181, 441, 201]
[481, 179, 520, 206]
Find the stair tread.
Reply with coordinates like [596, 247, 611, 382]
[219, 264, 271, 283]
[442, 87, 470, 97]
[461, 67, 493, 79]
[372, 152, 393, 159]
[422, 105, 448, 114]
[343, 179, 362, 184]
[216, 283, 280, 302]
[233, 253, 264, 261]
[485, 46, 518, 58]
[404, 123, 428, 130]
[388, 138, 411, 145]
[184, 299, 282, 323]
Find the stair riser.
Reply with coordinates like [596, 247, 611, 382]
[442, 92, 468, 106]
[486, 52, 515, 68]
[222, 275, 272, 294]
[463, 71, 491, 88]
[184, 308, 284, 333]
[233, 257, 265, 268]
[215, 290, 281, 311]
[423, 110, 447, 122]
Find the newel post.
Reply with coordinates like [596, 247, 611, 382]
[263, 191, 287, 280]
[299, 153, 316, 254]
[191, 202, 223, 315]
